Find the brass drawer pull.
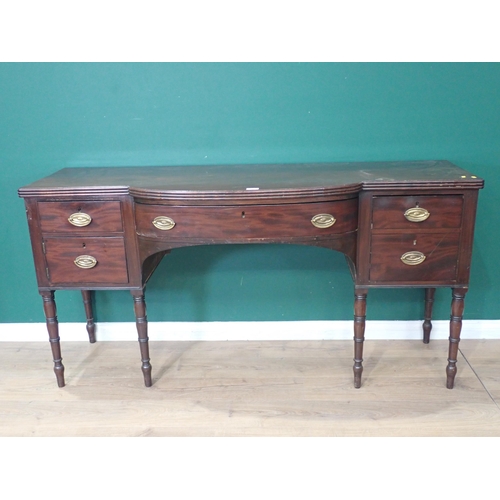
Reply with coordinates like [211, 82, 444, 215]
[152, 216, 176, 231]
[404, 207, 430, 222]
[68, 212, 92, 227]
[400, 251, 426, 266]
[74, 255, 97, 269]
[311, 213, 336, 229]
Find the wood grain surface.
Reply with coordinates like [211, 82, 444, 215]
[18, 161, 484, 203]
[1, 339, 499, 436]
[135, 199, 358, 239]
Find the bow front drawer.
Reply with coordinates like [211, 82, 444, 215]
[372, 195, 463, 229]
[38, 201, 123, 233]
[135, 199, 358, 240]
[43, 237, 129, 285]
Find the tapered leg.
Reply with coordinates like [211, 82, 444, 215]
[353, 288, 368, 389]
[422, 287, 436, 344]
[81, 290, 96, 343]
[446, 287, 467, 389]
[40, 291, 65, 387]
[131, 290, 152, 387]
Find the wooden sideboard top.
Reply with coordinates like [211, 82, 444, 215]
[18, 161, 484, 203]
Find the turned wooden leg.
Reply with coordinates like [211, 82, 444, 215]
[353, 288, 368, 389]
[81, 290, 96, 343]
[131, 290, 152, 387]
[422, 287, 436, 344]
[446, 287, 467, 389]
[40, 291, 65, 387]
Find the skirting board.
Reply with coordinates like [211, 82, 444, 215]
[1, 320, 499, 342]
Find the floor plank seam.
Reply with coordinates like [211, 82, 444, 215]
[459, 347, 500, 411]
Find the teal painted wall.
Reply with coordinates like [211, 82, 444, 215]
[1, 62, 498, 324]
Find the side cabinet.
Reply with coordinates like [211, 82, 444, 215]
[23, 196, 142, 290]
[356, 189, 480, 288]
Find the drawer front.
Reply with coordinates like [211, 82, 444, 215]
[372, 195, 463, 229]
[44, 237, 128, 284]
[369, 233, 460, 282]
[38, 201, 123, 233]
[135, 199, 358, 240]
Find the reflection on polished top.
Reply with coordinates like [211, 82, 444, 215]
[19, 160, 483, 203]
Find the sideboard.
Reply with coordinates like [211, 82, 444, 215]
[18, 161, 484, 389]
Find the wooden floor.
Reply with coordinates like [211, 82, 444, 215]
[1, 338, 500, 436]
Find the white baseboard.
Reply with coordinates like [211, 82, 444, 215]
[1, 320, 499, 342]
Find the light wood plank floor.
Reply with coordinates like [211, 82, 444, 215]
[1, 338, 500, 436]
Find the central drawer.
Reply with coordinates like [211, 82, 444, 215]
[135, 199, 359, 240]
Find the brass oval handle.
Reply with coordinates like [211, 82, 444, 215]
[404, 207, 430, 223]
[311, 213, 336, 229]
[68, 212, 92, 227]
[74, 255, 97, 269]
[152, 216, 176, 231]
[400, 251, 426, 266]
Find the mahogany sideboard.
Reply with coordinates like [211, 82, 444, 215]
[18, 161, 484, 389]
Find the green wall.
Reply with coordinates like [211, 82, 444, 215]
[1, 62, 498, 324]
